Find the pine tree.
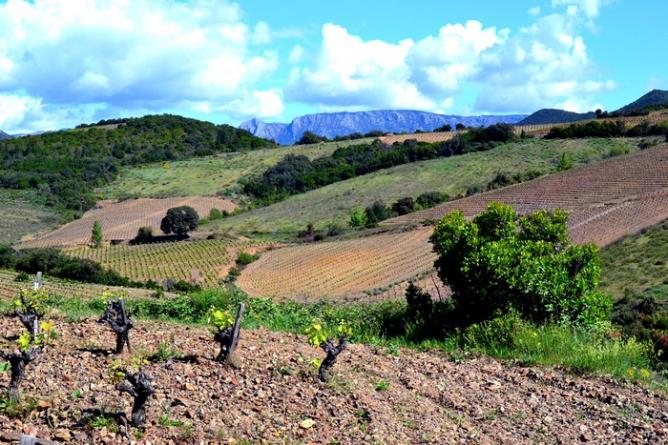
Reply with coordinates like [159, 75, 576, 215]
[91, 221, 103, 248]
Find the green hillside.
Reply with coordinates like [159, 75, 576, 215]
[101, 138, 372, 199]
[207, 138, 640, 238]
[0, 114, 272, 214]
[600, 218, 668, 300]
[0, 189, 61, 245]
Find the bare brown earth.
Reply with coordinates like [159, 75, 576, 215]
[240, 145, 668, 302]
[386, 144, 668, 246]
[20, 197, 236, 248]
[0, 317, 666, 444]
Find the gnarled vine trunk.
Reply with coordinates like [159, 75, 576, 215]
[117, 370, 155, 428]
[2, 347, 41, 401]
[319, 337, 347, 382]
[99, 299, 133, 354]
[213, 303, 244, 363]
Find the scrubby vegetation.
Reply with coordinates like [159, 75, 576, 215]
[545, 119, 668, 139]
[0, 114, 272, 215]
[244, 124, 517, 203]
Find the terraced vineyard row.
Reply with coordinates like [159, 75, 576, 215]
[387, 144, 668, 246]
[0, 270, 163, 301]
[65, 238, 265, 286]
[20, 196, 236, 248]
[240, 145, 668, 302]
[237, 229, 436, 302]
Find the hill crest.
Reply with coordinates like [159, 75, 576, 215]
[241, 110, 526, 144]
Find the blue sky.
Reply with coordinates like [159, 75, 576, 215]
[0, 0, 665, 133]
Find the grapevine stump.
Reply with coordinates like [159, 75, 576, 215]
[99, 299, 133, 354]
[117, 369, 155, 428]
[214, 303, 245, 363]
[2, 347, 41, 401]
[319, 337, 348, 382]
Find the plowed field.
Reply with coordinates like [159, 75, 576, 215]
[240, 145, 668, 301]
[19, 197, 236, 248]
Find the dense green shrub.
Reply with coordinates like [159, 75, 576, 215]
[236, 251, 258, 266]
[545, 120, 626, 139]
[430, 203, 611, 326]
[160, 206, 199, 236]
[132, 226, 154, 244]
[416, 192, 447, 208]
[391, 197, 415, 215]
[348, 208, 368, 228]
[364, 201, 393, 227]
[612, 294, 668, 361]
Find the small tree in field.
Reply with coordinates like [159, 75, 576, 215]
[99, 293, 134, 354]
[430, 202, 611, 326]
[160, 206, 199, 236]
[91, 221, 103, 248]
[306, 319, 352, 382]
[1, 321, 55, 401]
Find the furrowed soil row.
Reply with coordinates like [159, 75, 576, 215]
[20, 197, 236, 248]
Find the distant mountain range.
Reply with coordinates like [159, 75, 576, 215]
[520, 89, 668, 125]
[519, 109, 596, 125]
[241, 110, 527, 145]
[0, 130, 11, 140]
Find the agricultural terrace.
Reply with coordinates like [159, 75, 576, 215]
[379, 108, 668, 144]
[240, 145, 668, 302]
[0, 270, 163, 301]
[387, 144, 668, 246]
[237, 228, 436, 302]
[210, 138, 641, 237]
[20, 197, 235, 248]
[101, 139, 371, 199]
[65, 238, 267, 287]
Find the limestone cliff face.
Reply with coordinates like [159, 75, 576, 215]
[241, 110, 526, 145]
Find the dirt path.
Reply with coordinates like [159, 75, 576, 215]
[0, 318, 666, 444]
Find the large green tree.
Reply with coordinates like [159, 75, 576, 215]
[160, 206, 199, 236]
[430, 202, 611, 326]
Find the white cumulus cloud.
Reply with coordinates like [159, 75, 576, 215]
[0, 0, 283, 132]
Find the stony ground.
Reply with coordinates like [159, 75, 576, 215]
[0, 316, 667, 444]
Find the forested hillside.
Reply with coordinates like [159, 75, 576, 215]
[0, 115, 272, 215]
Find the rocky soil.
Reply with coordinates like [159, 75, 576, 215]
[0, 316, 667, 444]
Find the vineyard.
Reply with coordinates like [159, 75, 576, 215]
[64, 238, 266, 286]
[237, 228, 436, 302]
[19, 197, 236, 248]
[386, 144, 668, 246]
[239, 145, 668, 302]
[0, 270, 162, 301]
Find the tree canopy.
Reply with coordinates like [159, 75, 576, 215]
[430, 203, 611, 326]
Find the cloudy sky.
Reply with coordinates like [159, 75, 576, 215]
[0, 0, 665, 133]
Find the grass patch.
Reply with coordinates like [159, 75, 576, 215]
[600, 218, 668, 300]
